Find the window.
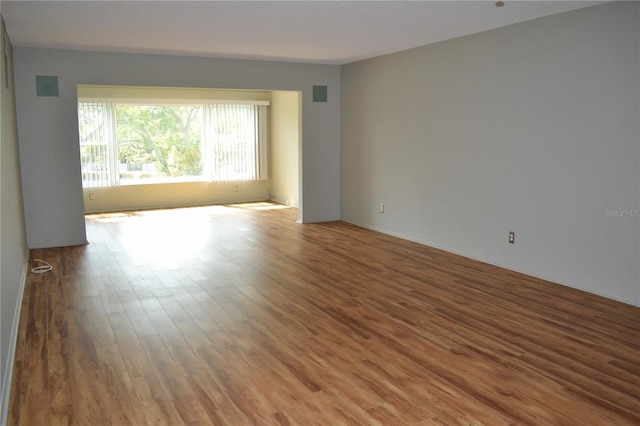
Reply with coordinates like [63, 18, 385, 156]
[78, 100, 268, 188]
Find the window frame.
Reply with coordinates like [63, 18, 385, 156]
[77, 98, 269, 189]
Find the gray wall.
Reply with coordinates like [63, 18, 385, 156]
[342, 2, 640, 306]
[13, 49, 341, 248]
[0, 16, 29, 422]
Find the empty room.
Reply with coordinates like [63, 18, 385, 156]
[1, 1, 639, 425]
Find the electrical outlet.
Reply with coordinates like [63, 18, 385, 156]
[234, 185, 239, 192]
[509, 231, 515, 244]
[380, 203, 385, 213]
[89, 192, 95, 200]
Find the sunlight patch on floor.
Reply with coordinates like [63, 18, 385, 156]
[228, 202, 291, 211]
[85, 202, 290, 222]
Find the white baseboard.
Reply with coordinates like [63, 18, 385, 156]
[344, 219, 640, 308]
[1, 260, 28, 426]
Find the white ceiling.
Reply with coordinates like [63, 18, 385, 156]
[2, 1, 603, 65]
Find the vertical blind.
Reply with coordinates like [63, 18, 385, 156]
[207, 104, 258, 182]
[78, 102, 117, 188]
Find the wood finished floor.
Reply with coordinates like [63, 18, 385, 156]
[7, 202, 640, 425]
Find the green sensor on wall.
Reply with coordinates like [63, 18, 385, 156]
[36, 75, 59, 97]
